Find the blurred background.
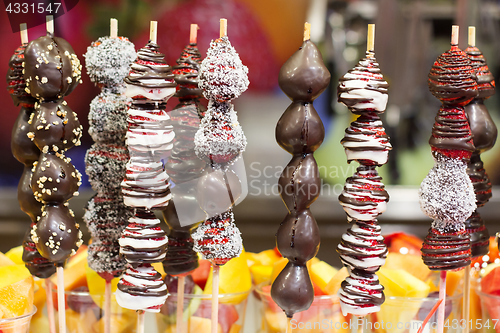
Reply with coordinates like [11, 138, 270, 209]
[1, 0, 500, 266]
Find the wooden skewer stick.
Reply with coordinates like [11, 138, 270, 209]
[468, 26, 476, 47]
[220, 18, 227, 38]
[176, 275, 185, 333]
[45, 279, 56, 333]
[451, 25, 459, 45]
[46, 15, 54, 35]
[303, 22, 311, 41]
[110, 18, 118, 38]
[57, 266, 66, 333]
[286, 317, 293, 333]
[104, 280, 112, 333]
[463, 265, 471, 333]
[437, 271, 447, 333]
[190, 24, 198, 44]
[367, 24, 375, 54]
[211, 264, 220, 333]
[137, 310, 145, 333]
[150, 21, 158, 44]
[20, 23, 28, 44]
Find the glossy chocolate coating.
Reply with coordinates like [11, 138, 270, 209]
[276, 101, 325, 155]
[276, 209, 320, 264]
[33, 204, 81, 265]
[18, 166, 43, 222]
[278, 154, 321, 212]
[465, 46, 495, 99]
[124, 42, 175, 89]
[427, 45, 478, 106]
[340, 269, 385, 307]
[7, 44, 37, 107]
[166, 100, 206, 184]
[429, 106, 474, 153]
[278, 40, 330, 102]
[162, 202, 199, 275]
[30, 101, 82, 152]
[11, 107, 39, 165]
[465, 100, 497, 153]
[273, 38, 329, 318]
[271, 262, 314, 318]
[464, 211, 489, 258]
[421, 227, 471, 270]
[24, 34, 81, 101]
[31, 152, 80, 203]
[173, 43, 203, 99]
[22, 227, 56, 278]
[467, 152, 492, 206]
[196, 169, 242, 216]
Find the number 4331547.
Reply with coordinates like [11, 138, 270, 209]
[5, 3, 62, 14]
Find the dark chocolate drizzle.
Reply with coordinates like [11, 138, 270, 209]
[464, 45, 495, 99]
[427, 45, 478, 106]
[429, 106, 474, 154]
[421, 227, 471, 270]
[173, 43, 203, 99]
[336, 52, 389, 315]
[124, 42, 175, 89]
[272, 39, 330, 318]
[117, 265, 168, 297]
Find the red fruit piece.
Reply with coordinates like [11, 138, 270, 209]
[191, 259, 211, 290]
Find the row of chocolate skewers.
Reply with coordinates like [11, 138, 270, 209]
[9, 16, 498, 333]
[8, 16, 249, 333]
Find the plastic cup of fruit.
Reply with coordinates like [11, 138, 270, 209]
[255, 282, 464, 333]
[367, 293, 463, 333]
[51, 288, 137, 333]
[156, 289, 251, 333]
[255, 282, 348, 333]
[475, 288, 500, 333]
[0, 306, 37, 333]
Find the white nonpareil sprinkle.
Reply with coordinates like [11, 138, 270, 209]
[199, 36, 249, 101]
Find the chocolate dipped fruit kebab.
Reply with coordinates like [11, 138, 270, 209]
[23, 16, 83, 333]
[162, 24, 206, 333]
[83, 18, 136, 333]
[271, 22, 330, 325]
[115, 22, 173, 324]
[419, 25, 477, 333]
[192, 18, 248, 333]
[336, 24, 390, 318]
[462, 26, 497, 333]
[8, 23, 58, 333]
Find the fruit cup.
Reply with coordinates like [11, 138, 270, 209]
[255, 282, 349, 333]
[156, 289, 251, 333]
[51, 288, 138, 333]
[475, 288, 500, 333]
[369, 293, 463, 333]
[0, 306, 37, 333]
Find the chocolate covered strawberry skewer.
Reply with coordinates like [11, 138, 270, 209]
[270, 23, 330, 331]
[420, 25, 477, 333]
[116, 22, 174, 333]
[8, 23, 58, 333]
[336, 24, 390, 321]
[24, 16, 84, 333]
[162, 23, 206, 333]
[462, 26, 497, 333]
[83, 18, 136, 333]
[192, 18, 248, 333]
